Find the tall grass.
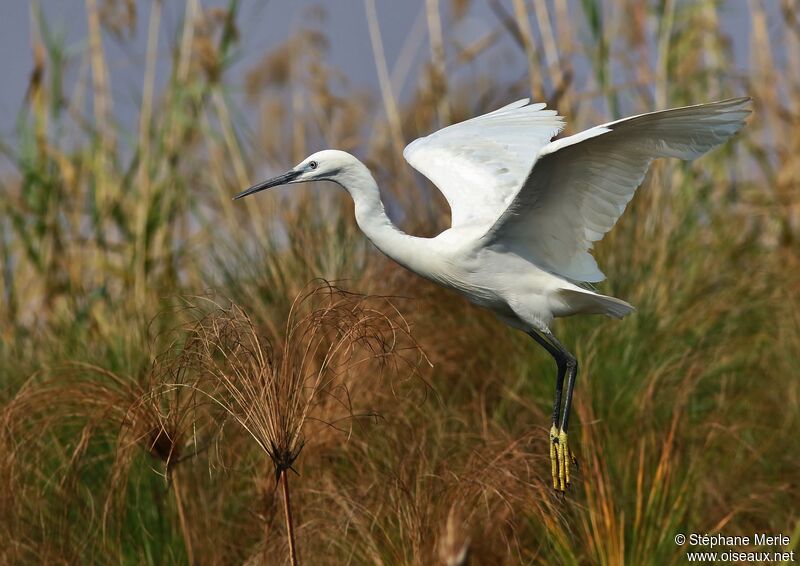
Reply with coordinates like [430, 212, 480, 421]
[1, 0, 798, 564]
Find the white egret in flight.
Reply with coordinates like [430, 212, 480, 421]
[235, 97, 751, 491]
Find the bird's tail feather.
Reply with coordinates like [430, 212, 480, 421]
[556, 289, 635, 319]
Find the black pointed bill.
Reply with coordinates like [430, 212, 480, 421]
[233, 169, 302, 200]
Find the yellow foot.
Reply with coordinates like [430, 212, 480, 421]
[550, 428, 578, 492]
[549, 425, 559, 489]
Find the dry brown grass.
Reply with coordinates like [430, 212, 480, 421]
[175, 283, 423, 564]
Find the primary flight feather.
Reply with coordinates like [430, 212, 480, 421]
[235, 96, 751, 491]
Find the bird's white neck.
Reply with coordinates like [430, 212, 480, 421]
[335, 161, 433, 276]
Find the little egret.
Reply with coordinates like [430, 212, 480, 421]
[235, 97, 751, 491]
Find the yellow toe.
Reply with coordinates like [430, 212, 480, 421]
[549, 425, 559, 490]
[558, 429, 569, 490]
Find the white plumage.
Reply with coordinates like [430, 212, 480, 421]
[403, 99, 564, 227]
[481, 97, 751, 283]
[235, 96, 751, 490]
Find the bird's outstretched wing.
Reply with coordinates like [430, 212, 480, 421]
[403, 99, 564, 227]
[481, 97, 752, 282]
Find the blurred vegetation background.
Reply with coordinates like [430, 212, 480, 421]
[1, 0, 798, 564]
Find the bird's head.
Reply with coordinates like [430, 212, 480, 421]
[234, 149, 360, 200]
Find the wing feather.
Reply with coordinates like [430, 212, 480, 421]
[481, 97, 752, 282]
[403, 99, 564, 227]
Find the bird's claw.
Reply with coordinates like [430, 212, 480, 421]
[549, 427, 577, 492]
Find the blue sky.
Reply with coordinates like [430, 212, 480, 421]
[0, 1, 765, 144]
[0, 1, 504, 137]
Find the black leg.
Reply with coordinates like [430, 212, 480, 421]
[527, 330, 566, 431]
[528, 328, 577, 491]
[559, 355, 578, 433]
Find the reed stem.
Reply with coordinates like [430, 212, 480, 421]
[280, 469, 299, 566]
[172, 470, 195, 565]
